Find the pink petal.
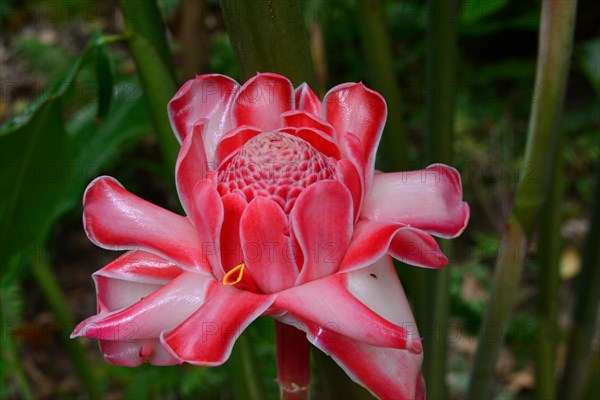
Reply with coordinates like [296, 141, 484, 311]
[240, 197, 298, 293]
[214, 126, 262, 167]
[72, 271, 212, 340]
[287, 256, 425, 399]
[336, 159, 363, 221]
[361, 164, 470, 238]
[94, 250, 182, 313]
[275, 272, 421, 352]
[188, 181, 225, 278]
[233, 73, 294, 131]
[291, 181, 353, 284]
[168, 74, 239, 151]
[323, 82, 386, 179]
[281, 110, 335, 137]
[175, 119, 211, 215]
[220, 193, 248, 275]
[161, 284, 275, 366]
[98, 339, 180, 366]
[293, 128, 341, 159]
[294, 82, 321, 116]
[340, 220, 447, 273]
[83, 176, 211, 274]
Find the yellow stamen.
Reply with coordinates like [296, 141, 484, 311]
[223, 263, 245, 286]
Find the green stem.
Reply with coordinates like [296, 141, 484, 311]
[119, 0, 180, 177]
[420, 1, 459, 398]
[219, 0, 317, 87]
[558, 146, 600, 399]
[227, 333, 265, 400]
[536, 135, 565, 400]
[31, 254, 101, 400]
[466, 1, 577, 398]
[312, 348, 374, 400]
[357, 0, 410, 169]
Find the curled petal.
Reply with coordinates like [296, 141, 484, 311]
[175, 119, 210, 215]
[323, 82, 386, 181]
[233, 73, 294, 131]
[72, 271, 212, 340]
[240, 197, 298, 293]
[214, 126, 263, 167]
[161, 284, 275, 366]
[94, 250, 182, 313]
[98, 339, 180, 366]
[83, 176, 210, 274]
[168, 74, 240, 150]
[362, 164, 470, 238]
[189, 182, 225, 278]
[340, 220, 447, 273]
[336, 159, 363, 221]
[281, 110, 335, 138]
[275, 272, 421, 352]
[294, 82, 321, 116]
[291, 181, 353, 284]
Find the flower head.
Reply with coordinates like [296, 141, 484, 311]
[72, 73, 469, 399]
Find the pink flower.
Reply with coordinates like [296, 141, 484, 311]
[72, 73, 469, 399]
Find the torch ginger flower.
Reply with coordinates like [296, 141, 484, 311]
[72, 73, 469, 399]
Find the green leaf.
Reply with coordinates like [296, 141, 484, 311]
[578, 38, 600, 95]
[95, 38, 114, 120]
[461, 0, 508, 26]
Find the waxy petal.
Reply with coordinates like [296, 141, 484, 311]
[168, 74, 240, 150]
[94, 250, 182, 313]
[323, 82, 386, 183]
[233, 73, 294, 131]
[294, 82, 321, 116]
[340, 220, 447, 273]
[175, 119, 210, 215]
[220, 193, 247, 274]
[83, 177, 210, 274]
[281, 110, 335, 138]
[214, 126, 263, 167]
[98, 339, 180, 366]
[287, 256, 424, 399]
[291, 181, 353, 284]
[72, 271, 212, 340]
[189, 182, 225, 278]
[336, 159, 363, 221]
[275, 273, 421, 352]
[161, 284, 275, 366]
[362, 164, 470, 238]
[240, 197, 298, 293]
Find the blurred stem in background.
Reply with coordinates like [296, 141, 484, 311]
[536, 134, 565, 400]
[226, 335, 265, 400]
[559, 144, 600, 399]
[220, 0, 317, 88]
[357, 0, 410, 169]
[30, 254, 101, 400]
[420, 0, 458, 399]
[119, 0, 180, 180]
[466, 1, 578, 398]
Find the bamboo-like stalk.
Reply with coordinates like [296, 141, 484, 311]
[119, 0, 180, 176]
[357, 0, 409, 169]
[31, 254, 100, 400]
[219, 0, 317, 88]
[558, 147, 600, 399]
[536, 135, 565, 400]
[466, 1, 577, 398]
[275, 322, 310, 400]
[420, 1, 458, 398]
[226, 333, 265, 400]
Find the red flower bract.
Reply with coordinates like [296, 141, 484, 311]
[72, 73, 469, 399]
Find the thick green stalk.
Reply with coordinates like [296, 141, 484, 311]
[357, 0, 409, 169]
[226, 334, 265, 400]
[559, 147, 600, 399]
[220, 0, 317, 87]
[31, 255, 100, 400]
[466, 1, 577, 398]
[420, 1, 458, 398]
[536, 136, 565, 400]
[119, 0, 180, 175]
